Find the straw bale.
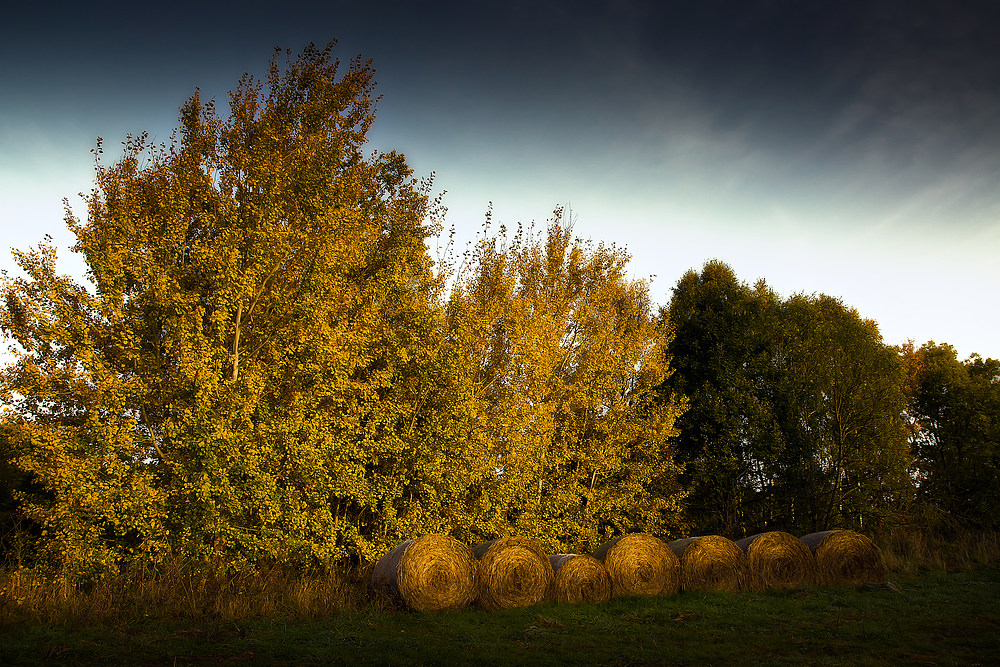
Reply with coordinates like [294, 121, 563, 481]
[369, 535, 479, 611]
[548, 554, 613, 604]
[735, 531, 816, 591]
[800, 530, 886, 586]
[591, 533, 680, 598]
[669, 535, 749, 593]
[472, 536, 554, 610]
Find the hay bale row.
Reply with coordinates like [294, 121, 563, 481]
[370, 529, 885, 611]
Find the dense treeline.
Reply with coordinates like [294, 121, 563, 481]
[661, 262, 905, 538]
[903, 342, 1000, 529]
[659, 261, 998, 539]
[1, 44, 997, 581]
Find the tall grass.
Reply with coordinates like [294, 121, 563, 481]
[0, 558, 372, 627]
[876, 528, 1000, 577]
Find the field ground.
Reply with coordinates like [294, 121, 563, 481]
[1, 562, 998, 665]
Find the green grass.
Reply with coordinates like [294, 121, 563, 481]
[2, 564, 999, 665]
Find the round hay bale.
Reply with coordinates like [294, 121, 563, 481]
[369, 535, 479, 611]
[800, 530, 886, 586]
[669, 535, 749, 593]
[735, 531, 817, 591]
[591, 533, 680, 598]
[472, 536, 554, 610]
[548, 554, 613, 605]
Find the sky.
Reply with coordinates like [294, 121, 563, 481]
[2, 0, 999, 360]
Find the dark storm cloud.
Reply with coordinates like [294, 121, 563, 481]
[617, 2, 1000, 142]
[8, 1, 997, 132]
[4, 0, 999, 223]
[580, 0, 1000, 227]
[377, 1, 1000, 187]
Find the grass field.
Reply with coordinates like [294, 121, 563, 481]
[2, 531, 998, 665]
[2, 562, 998, 665]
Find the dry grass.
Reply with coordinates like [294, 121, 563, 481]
[878, 528, 1000, 577]
[4, 562, 1000, 665]
[0, 558, 359, 627]
[3, 529, 998, 627]
[370, 535, 479, 612]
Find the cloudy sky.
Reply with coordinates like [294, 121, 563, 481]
[2, 0, 998, 359]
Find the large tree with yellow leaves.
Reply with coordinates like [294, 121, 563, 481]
[0, 43, 479, 575]
[444, 213, 688, 552]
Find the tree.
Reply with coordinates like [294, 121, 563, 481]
[658, 260, 783, 536]
[774, 294, 911, 532]
[443, 211, 687, 552]
[904, 342, 1000, 528]
[0, 43, 463, 575]
[660, 261, 912, 537]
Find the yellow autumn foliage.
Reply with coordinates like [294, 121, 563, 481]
[444, 213, 687, 553]
[0, 44, 686, 579]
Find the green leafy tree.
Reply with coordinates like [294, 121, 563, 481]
[774, 294, 912, 532]
[658, 260, 783, 536]
[904, 342, 1000, 528]
[660, 261, 912, 536]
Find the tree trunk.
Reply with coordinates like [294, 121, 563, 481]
[232, 301, 242, 381]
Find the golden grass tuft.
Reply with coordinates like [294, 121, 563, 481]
[548, 554, 612, 605]
[0, 559, 356, 626]
[591, 533, 680, 598]
[471, 536, 554, 610]
[878, 528, 1000, 576]
[669, 535, 749, 593]
[735, 531, 816, 591]
[800, 530, 886, 586]
[370, 534, 480, 612]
